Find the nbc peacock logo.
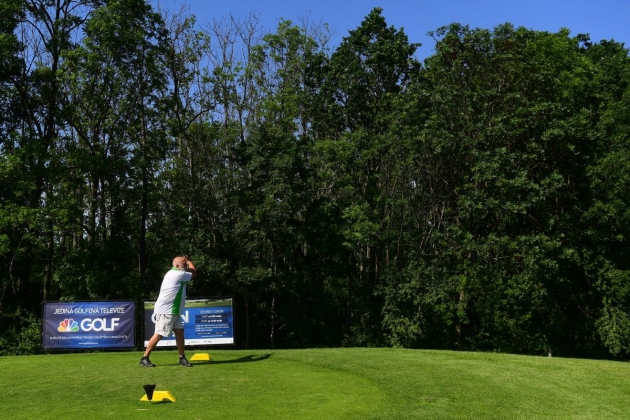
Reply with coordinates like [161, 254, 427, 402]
[58, 318, 79, 332]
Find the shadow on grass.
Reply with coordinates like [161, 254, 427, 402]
[159, 354, 272, 366]
[208, 354, 273, 365]
[160, 354, 272, 366]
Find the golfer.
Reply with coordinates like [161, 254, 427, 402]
[140, 255, 197, 368]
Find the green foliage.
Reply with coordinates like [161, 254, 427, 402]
[311, 7, 423, 346]
[2, 3, 630, 358]
[0, 310, 44, 356]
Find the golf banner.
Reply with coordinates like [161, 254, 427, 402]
[143, 297, 234, 347]
[42, 301, 135, 349]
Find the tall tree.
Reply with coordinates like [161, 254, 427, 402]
[382, 23, 610, 355]
[0, 0, 26, 315]
[56, 0, 170, 300]
[584, 39, 630, 356]
[232, 19, 333, 348]
[2, 0, 103, 312]
[314, 7, 421, 345]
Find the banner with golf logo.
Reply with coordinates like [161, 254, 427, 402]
[42, 301, 136, 349]
[143, 297, 234, 347]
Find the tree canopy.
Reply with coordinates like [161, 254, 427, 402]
[1, 4, 630, 358]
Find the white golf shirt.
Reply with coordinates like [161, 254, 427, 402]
[153, 268, 193, 315]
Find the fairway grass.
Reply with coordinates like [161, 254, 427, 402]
[1, 348, 629, 419]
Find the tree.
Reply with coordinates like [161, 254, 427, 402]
[1, 0, 103, 314]
[382, 23, 610, 355]
[0, 0, 103, 354]
[584, 39, 630, 356]
[0, 0, 26, 325]
[54, 0, 170, 302]
[314, 8, 421, 345]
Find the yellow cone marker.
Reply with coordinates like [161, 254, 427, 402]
[140, 391, 176, 402]
[190, 353, 212, 362]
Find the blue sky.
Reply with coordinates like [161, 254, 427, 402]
[153, 0, 629, 60]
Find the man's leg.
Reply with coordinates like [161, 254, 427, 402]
[140, 334, 162, 367]
[174, 328, 185, 356]
[144, 333, 163, 357]
[174, 328, 192, 367]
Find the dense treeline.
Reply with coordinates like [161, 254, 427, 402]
[1, 0, 629, 358]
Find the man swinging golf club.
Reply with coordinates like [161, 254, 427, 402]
[140, 255, 197, 368]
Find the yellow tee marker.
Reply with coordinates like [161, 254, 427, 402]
[190, 353, 212, 362]
[140, 391, 176, 402]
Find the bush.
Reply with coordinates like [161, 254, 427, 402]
[0, 310, 44, 356]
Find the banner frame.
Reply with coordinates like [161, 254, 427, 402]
[142, 296, 235, 348]
[41, 300, 136, 351]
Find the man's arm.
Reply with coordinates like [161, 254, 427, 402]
[184, 255, 197, 279]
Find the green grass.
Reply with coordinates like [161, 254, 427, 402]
[1, 348, 630, 419]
